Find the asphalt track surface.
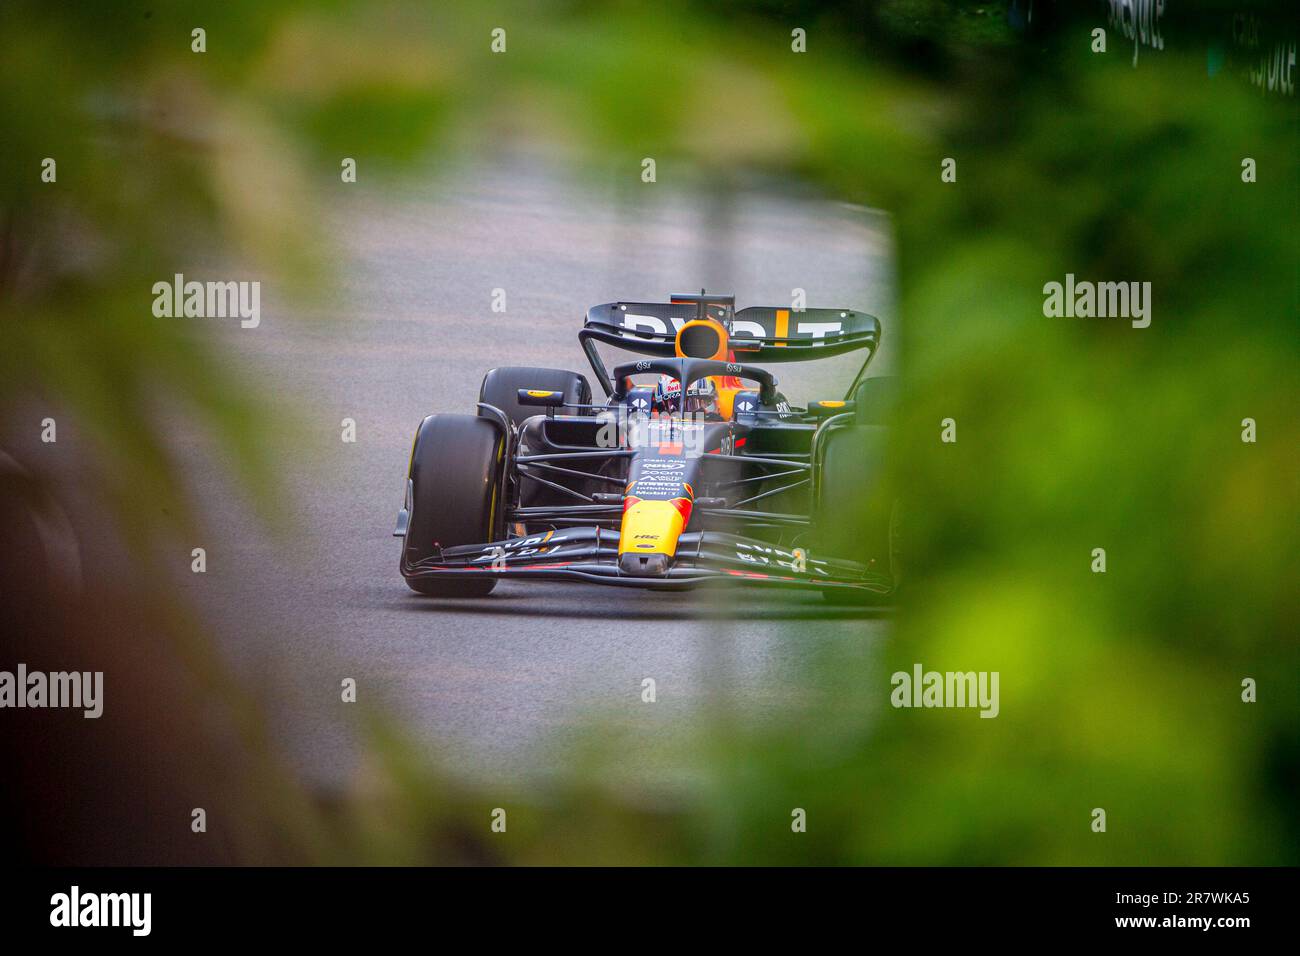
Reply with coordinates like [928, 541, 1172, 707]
[171, 155, 898, 787]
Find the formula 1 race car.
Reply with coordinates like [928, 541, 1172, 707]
[395, 293, 898, 600]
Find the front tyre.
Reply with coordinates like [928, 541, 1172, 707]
[813, 421, 898, 605]
[401, 414, 503, 597]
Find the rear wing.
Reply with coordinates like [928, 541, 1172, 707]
[581, 301, 880, 363]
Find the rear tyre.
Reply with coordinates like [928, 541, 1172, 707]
[479, 366, 591, 429]
[402, 414, 502, 597]
[813, 422, 898, 604]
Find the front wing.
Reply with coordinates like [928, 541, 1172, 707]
[401, 527, 892, 593]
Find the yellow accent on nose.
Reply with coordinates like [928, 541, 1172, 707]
[618, 499, 687, 557]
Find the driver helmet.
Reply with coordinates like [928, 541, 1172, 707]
[653, 374, 682, 413]
[654, 375, 719, 417]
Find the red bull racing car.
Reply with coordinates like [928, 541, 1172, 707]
[395, 294, 898, 600]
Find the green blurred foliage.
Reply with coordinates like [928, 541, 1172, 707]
[1, 0, 1295, 863]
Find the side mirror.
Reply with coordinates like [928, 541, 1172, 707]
[731, 389, 763, 419]
[517, 389, 567, 408]
[805, 399, 856, 419]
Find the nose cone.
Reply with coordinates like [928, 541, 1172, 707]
[617, 496, 690, 577]
[619, 552, 671, 577]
